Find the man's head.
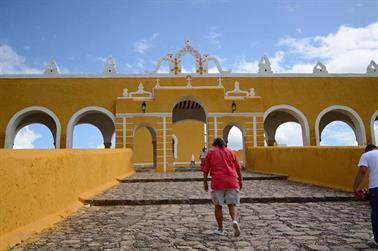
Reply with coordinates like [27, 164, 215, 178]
[365, 144, 378, 152]
[212, 137, 226, 148]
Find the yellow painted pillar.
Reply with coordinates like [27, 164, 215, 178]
[155, 116, 174, 172]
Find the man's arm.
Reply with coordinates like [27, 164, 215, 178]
[203, 172, 209, 192]
[236, 168, 243, 190]
[353, 166, 367, 193]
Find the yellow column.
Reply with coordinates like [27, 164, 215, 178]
[155, 116, 174, 172]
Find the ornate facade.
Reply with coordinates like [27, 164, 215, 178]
[0, 41, 377, 172]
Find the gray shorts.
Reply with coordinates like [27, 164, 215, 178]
[211, 189, 240, 206]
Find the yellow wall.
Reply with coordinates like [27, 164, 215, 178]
[133, 127, 153, 166]
[0, 149, 134, 250]
[172, 120, 204, 166]
[247, 147, 368, 192]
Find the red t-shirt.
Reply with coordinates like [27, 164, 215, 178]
[200, 147, 240, 190]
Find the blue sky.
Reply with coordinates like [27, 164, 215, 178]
[1, 0, 377, 149]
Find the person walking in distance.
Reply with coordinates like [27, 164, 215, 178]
[353, 144, 378, 247]
[201, 137, 243, 236]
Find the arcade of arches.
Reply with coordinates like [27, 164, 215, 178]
[0, 42, 377, 172]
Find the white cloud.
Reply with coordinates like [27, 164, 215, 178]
[133, 33, 160, 54]
[278, 22, 378, 73]
[320, 121, 358, 146]
[13, 126, 41, 149]
[0, 44, 42, 74]
[205, 31, 223, 49]
[231, 22, 377, 74]
[275, 122, 303, 146]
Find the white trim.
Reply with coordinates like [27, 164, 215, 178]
[315, 105, 367, 146]
[66, 106, 115, 148]
[214, 117, 218, 138]
[134, 163, 154, 167]
[264, 105, 310, 146]
[116, 112, 172, 118]
[123, 117, 126, 148]
[163, 116, 167, 173]
[253, 116, 257, 147]
[209, 112, 264, 117]
[174, 161, 201, 165]
[1, 73, 376, 79]
[4, 106, 61, 149]
[172, 134, 178, 160]
[371, 111, 378, 145]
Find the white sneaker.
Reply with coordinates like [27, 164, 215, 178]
[369, 236, 378, 247]
[214, 229, 225, 235]
[232, 220, 241, 237]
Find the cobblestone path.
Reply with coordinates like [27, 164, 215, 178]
[11, 171, 375, 251]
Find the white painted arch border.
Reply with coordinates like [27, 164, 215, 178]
[4, 106, 61, 148]
[371, 110, 378, 145]
[315, 105, 367, 146]
[264, 105, 310, 146]
[66, 106, 116, 148]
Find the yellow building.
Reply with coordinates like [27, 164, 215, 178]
[0, 41, 377, 172]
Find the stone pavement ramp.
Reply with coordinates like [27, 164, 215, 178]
[11, 171, 375, 251]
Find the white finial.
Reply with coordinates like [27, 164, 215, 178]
[122, 88, 129, 97]
[313, 61, 328, 74]
[137, 82, 145, 93]
[258, 56, 272, 74]
[217, 77, 223, 87]
[185, 39, 191, 47]
[367, 60, 378, 74]
[186, 75, 192, 87]
[103, 56, 117, 75]
[154, 78, 160, 88]
[234, 81, 241, 93]
[249, 88, 255, 96]
[44, 60, 60, 74]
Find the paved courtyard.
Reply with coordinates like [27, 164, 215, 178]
[11, 171, 376, 251]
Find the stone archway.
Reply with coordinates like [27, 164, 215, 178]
[223, 123, 246, 167]
[315, 105, 366, 145]
[5, 106, 61, 148]
[171, 96, 208, 167]
[133, 124, 157, 169]
[264, 105, 310, 146]
[66, 106, 115, 148]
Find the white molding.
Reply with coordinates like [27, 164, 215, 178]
[370, 110, 378, 145]
[209, 112, 264, 117]
[163, 116, 167, 173]
[66, 106, 116, 148]
[116, 112, 172, 118]
[103, 56, 117, 75]
[253, 116, 257, 147]
[214, 117, 218, 138]
[1, 73, 376, 79]
[123, 117, 126, 148]
[4, 106, 61, 149]
[315, 105, 367, 146]
[264, 105, 310, 146]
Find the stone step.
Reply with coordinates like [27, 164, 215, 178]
[81, 195, 356, 206]
[117, 175, 287, 183]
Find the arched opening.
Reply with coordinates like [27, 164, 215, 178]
[133, 125, 157, 169]
[264, 105, 309, 146]
[13, 124, 54, 149]
[180, 54, 196, 73]
[172, 134, 178, 160]
[275, 122, 303, 146]
[66, 106, 115, 148]
[5, 106, 61, 148]
[223, 124, 245, 167]
[172, 97, 208, 168]
[371, 111, 378, 145]
[72, 124, 106, 148]
[316, 105, 366, 145]
[320, 121, 358, 146]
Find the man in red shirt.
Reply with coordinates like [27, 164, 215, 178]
[201, 137, 243, 237]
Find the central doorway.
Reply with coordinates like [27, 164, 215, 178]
[172, 97, 208, 168]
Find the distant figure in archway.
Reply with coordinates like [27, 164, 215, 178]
[353, 144, 378, 247]
[199, 147, 207, 167]
[201, 137, 243, 237]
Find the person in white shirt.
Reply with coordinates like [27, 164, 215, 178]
[353, 144, 378, 247]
